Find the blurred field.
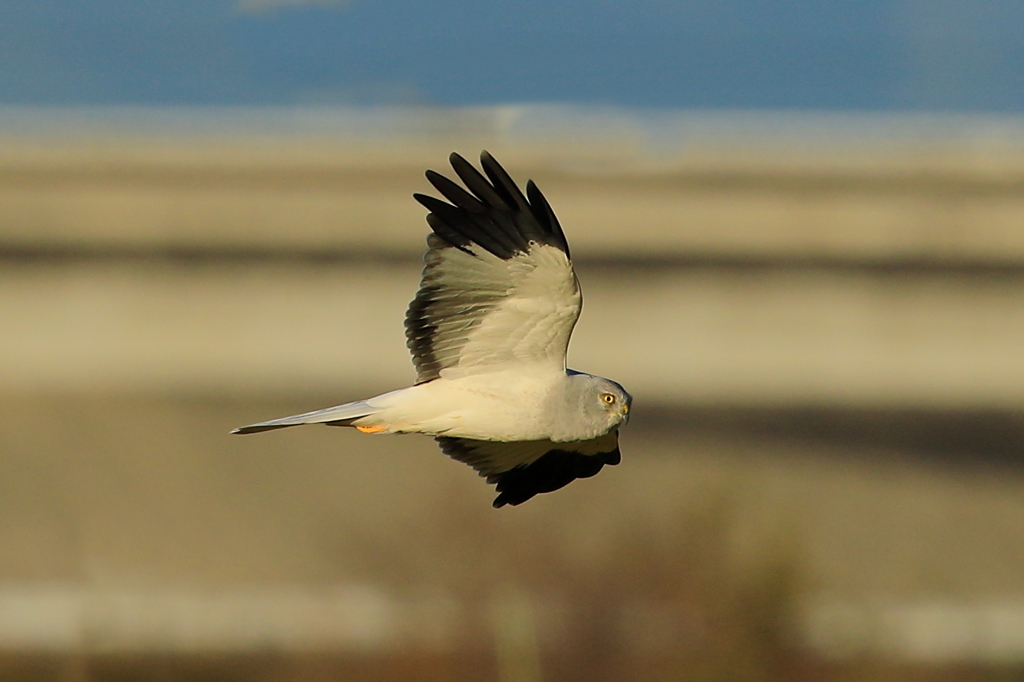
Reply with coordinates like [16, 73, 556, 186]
[2, 112, 1024, 681]
[2, 131, 1024, 262]
[3, 260, 1024, 407]
[4, 393, 1024, 681]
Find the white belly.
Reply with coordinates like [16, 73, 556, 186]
[359, 370, 563, 441]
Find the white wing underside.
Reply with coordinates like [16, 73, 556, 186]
[407, 236, 582, 382]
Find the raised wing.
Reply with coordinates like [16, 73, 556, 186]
[435, 431, 621, 508]
[406, 151, 581, 383]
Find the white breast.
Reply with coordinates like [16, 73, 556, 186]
[364, 369, 566, 441]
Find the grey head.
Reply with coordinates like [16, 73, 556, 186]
[545, 370, 632, 442]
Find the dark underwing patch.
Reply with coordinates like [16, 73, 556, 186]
[489, 446, 621, 508]
[435, 435, 621, 508]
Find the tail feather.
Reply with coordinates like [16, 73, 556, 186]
[232, 400, 380, 435]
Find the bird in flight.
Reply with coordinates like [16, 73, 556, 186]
[233, 151, 631, 507]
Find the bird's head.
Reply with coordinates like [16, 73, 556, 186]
[595, 377, 632, 427]
[565, 372, 632, 435]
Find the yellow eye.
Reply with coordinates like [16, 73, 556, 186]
[601, 393, 616, 404]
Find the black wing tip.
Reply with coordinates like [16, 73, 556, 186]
[412, 192, 433, 210]
[476, 151, 570, 256]
[417, 151, 570, 261]
[478, 149, 497, 169]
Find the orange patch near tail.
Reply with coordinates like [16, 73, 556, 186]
[355, 425, 387, 434]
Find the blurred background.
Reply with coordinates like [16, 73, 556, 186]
[3, 2, 1024, 681]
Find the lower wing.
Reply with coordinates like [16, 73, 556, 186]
[435, 430, 621, 508]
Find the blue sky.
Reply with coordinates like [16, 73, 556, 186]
[2, 0, 1023, 111]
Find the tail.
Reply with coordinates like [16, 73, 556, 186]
[232, 400, 380, 435]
